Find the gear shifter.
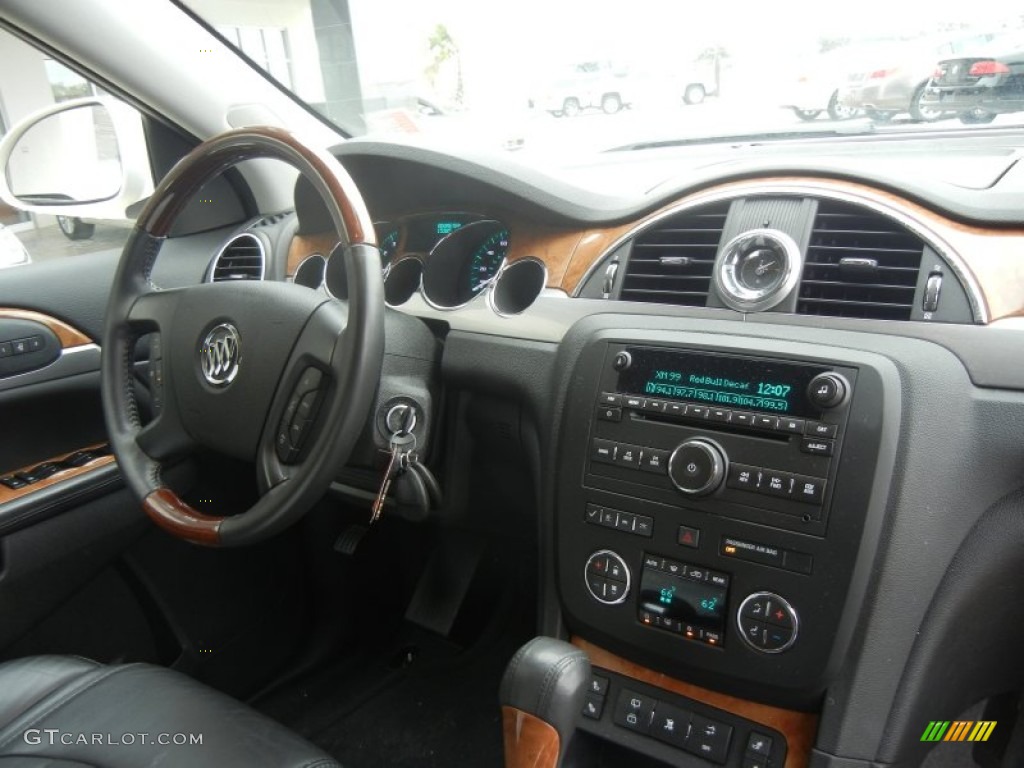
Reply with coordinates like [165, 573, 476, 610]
[499, 637, 591, 768]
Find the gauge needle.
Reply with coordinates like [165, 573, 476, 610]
[755, 260, 777, 276]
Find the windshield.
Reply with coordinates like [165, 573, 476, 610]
[189, 2, 1024, 159]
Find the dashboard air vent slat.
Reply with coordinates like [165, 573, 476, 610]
[210, 233, 266, 283]
[620, 202, 729, 306]
[798, 201, 923, 320]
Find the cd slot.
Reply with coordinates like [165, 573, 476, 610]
[633, 409, 790, 442]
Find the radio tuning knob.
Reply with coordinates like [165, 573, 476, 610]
[807, 372, 849, 409]
[612, 350, 632, 371]
[668, 438, 727, 496]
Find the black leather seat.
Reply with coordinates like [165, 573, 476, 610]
[0, 656, 339, 767]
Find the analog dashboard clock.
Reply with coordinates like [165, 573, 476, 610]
[713, 228, 802, 312]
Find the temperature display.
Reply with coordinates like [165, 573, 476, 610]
[638, 567, 728, 636]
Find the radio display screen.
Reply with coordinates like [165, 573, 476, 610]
[638, 566, 728, 637]
[618, 348, 828, 416]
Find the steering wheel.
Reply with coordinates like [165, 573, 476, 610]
[101, 127, 384, 547]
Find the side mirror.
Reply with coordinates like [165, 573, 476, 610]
[0, 97, 153, 221]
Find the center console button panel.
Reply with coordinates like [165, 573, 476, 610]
[579, 667, 788, 767]
[557, 335, 891, 705]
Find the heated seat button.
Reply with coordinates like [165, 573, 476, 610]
[582, 693, 605, 720]
[746, 732, 773, 757]
[0, 341, 11, 357]
[588, 674, 610, 696]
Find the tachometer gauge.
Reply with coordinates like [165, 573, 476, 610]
[378, 227, 400, 268]
[468, 229, 509, 295]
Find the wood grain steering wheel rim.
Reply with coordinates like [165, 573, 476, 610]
[101, 127, 384, 546]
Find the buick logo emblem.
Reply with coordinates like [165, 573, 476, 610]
[199, 323, 241, 387]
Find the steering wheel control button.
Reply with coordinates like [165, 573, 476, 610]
[585, 551, 630, 604]
[614, 689, 655, 734]
[668, 439, 727, 496]
[807, 372, 849, 409]
[277, 366, 327, 464]
[737, 593, 799, 653]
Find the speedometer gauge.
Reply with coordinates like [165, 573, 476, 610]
[421, 219, 510, 309]
[468, 229, 509, 294]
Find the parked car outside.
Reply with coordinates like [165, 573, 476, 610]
[0, 223, 31, 268]
[779, 46, 873, 121]
[535, 61, 634, 116]
[921, 32, 1024, 124]
[838, 32, 998, 122]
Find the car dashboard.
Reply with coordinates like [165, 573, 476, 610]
[182, 133, 1024, 768]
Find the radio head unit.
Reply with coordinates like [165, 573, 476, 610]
[616, 348, 832, 418]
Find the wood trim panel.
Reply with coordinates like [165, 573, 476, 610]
[0, 308, 93, 349]
[502, 706, 560, 768]
[573, 637, 818, 768]
[306, 177, 1024, 320]
[554, 176, 1024, 322]
[0, 444, 114, 506]
[286, 233, 338, 277]
[506, 226, 583, 288]
[142, 487, 222, 546]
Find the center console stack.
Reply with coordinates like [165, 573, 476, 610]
[556, 331, 895, 713]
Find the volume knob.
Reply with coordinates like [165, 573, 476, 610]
[668, 438, 727, 496]
[807, 372, 849, 409]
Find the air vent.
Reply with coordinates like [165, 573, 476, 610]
[255, 211, 292, 227]
[209, 233, 266, 282]
[798, 200, 923, 320]
[620, 201, 730, 306]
